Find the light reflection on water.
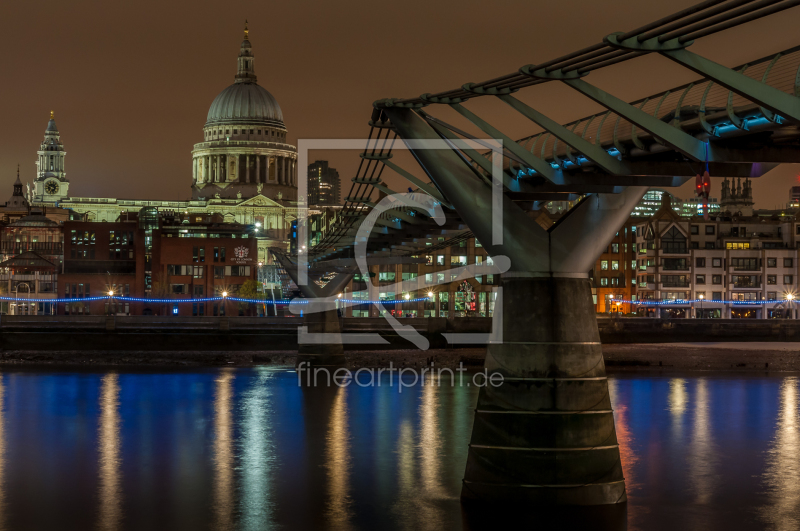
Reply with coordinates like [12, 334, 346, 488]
[0, 368, 797, 529]
[97, 373, 121, 531]
[759, 377, 800, 531]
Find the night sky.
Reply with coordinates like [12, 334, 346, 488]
[1, 0, 800, 207]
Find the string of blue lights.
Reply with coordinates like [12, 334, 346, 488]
[609, 299, 796, 306]
[0, 295, 435, 305]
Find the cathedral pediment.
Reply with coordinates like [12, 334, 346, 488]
[237, 194, 283, 208]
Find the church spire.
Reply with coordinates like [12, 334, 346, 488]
[235, 21, 257, 84]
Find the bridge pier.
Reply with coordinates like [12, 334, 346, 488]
[271, 250, 354, 369]
[462, 275, 625, 505]
[298, 308, 348, 368]
[384, 106, 644, 505]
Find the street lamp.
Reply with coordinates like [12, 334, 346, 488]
[108, 290, 114, 297]
[699, 293, 704, 317]
[608, 294, 614, 315]
[222, 291, 228, 298]
[404, 293, 411, 300]
[428, 291, 434, 298]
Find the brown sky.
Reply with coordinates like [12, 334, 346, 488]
[1, 0, 799, 207]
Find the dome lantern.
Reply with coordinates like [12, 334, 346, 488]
[235, 20, 257, 85]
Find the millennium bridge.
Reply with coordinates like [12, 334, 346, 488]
[273, 0, 800, 507]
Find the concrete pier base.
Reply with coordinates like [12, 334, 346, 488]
[461, 276, 625, 506]
[297, 308, 346, 369]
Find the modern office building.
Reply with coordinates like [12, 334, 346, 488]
[308, 161, 341, 206]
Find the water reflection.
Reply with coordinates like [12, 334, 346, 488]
[213, 369, 235, 531]
[3, 368, 800, 530]
[608, 378, 637, 492]
[324, 388, 352, 529]
[239, 368, 276, 530]
[688, 379, 716, 505]
[97, 373, 121, 531]
[669, 378, 688, 440]
[0, 376, 6, 531]
[759, 377, 800, 530]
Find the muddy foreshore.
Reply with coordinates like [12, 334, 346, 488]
[0, 342, 799, 372]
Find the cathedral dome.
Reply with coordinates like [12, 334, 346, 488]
[206, 83, 284, 127]
[204, 22, 284, 129]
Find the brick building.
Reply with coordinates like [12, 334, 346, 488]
[151, 218, 258, 316]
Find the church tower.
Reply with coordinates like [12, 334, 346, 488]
[34, 111, 69, 202]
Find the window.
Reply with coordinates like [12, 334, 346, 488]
[194, 285, 204, 295]
[225, 265, 251, 277]
[797, 226, 800, 235]
[611, 261, 619, 271]
[696, 258, 706, 268]
[712, 258, 722, 268]
[785, 258, 794, 268]
[732, 275, 759, 288]
[731, 258, 758, 271]
[726, 242, 750, 250]
[193, 266, 204, 279]
[705, 242, 716, 249]
[785, 275, 794, 285]
[767, 258, 777, 268]
[601, 261, 608, 271]
[214, 266, 225, 279]
[662, 275, 689, 287]
[712, 291, 722, 301]
[661, 226, 687, 254]
[691, 242, 699, 249]
[712, 275, 722, 284]
[220, 247, 226, 262]
[214, 247, 220, 262]
[731, 292, 757, 301]
[436, 256, 445, 266]
[193, 247, 198, 262]
[611, 278, 619, 286]
[690, 225, 699, 235]
[600, 277, 608, 286]
[663, 258, 687, 270]
[378, 272, 395, 281]
[706, 226, 715, 235]
[696, 275, 706, 284]
[170, 284, 188, 294]
[768, 275, 777, 285]
[768, 292, 777, 301]
[611, 243, 619, 253]
[450, 255, 467, 266]
[199, 248, 205, 262]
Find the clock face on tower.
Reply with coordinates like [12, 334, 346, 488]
[45, 181, 59, 195]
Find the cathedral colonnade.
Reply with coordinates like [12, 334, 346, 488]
[193, 153, 296, 187]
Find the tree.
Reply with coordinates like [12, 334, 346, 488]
[150, 271, 171, 316]
[237, 279, 262, 316]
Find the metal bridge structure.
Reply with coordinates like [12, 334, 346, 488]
[277, 0, 800, 507]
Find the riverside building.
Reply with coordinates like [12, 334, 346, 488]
[632, 193, 800, 319]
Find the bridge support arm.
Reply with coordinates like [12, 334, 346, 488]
[660, 48, 800, 125]
[563, 78, 708, 161]
[497, 95, 627, 175]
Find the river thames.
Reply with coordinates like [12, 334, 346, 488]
[0, 367, 795, 530]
